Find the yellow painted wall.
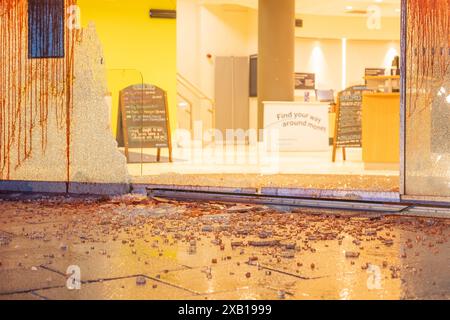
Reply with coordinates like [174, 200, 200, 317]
[78, 0, 177, 136]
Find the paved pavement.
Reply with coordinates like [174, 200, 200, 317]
[0, 193, 448, 300]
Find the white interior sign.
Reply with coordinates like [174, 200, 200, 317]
[264, 102, 330, 152]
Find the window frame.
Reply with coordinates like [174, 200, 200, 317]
[28, 0, 65, 59]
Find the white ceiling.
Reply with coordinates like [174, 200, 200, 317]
[200, 0, 401, 17]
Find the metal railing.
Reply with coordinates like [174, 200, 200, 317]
[176, 73, 216, 132]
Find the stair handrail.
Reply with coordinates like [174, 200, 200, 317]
[176, 73, 215, 108]
[177, 73, 216, 133]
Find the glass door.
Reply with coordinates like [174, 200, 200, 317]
[402, 0, 450, 200]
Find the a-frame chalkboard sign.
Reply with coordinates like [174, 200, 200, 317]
[332, 85, 373, 162]
[118, 84, 172, 163]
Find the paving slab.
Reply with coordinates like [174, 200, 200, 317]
[35, 277, 196, 300]
[0, 292, 44, 300]
[0, 267, 66, 295]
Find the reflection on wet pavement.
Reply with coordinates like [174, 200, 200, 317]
[0, 194, 449, 300]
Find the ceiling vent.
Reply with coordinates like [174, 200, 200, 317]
[345, 9, 367, 15]
[149, 9, 176, 19]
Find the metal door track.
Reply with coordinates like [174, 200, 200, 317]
[146, 187, 450, 217]
[147, 187, 409, 213]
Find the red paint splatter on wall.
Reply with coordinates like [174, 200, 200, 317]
[0, 0, 78, 182]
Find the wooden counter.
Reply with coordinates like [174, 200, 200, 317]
[362, 93, 400, 167]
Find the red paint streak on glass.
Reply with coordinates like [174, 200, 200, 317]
[406, 0, 450, 117]
[0, 0, 78, 184]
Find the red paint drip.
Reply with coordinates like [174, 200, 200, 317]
[0, 0, 78, 186]
[406, 0, 450, 117]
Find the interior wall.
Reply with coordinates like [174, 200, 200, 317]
[177, 0, 200, 86]
[78, 0, 177, 136]
[346, 40, 400, 88]
[178, 2, 401, 98]
[294, 38, 401, 94]
[177, 0, 257, 99]
[296, 14, 401, 41]
[295, 38, 342, 92]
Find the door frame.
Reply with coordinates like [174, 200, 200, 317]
[399, 0, 407, 197]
